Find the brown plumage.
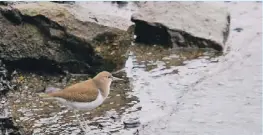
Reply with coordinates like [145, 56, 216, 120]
[48, 80, 99, 102]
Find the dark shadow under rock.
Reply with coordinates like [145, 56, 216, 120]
[111, 1, 129, 8]
[131, 21, 171, 47]
[131, 20, 224, 51]
[51, 1, 75, 5]
[0, 2, 9, 6]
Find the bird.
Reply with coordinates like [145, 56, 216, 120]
[39, 71, 123, 133]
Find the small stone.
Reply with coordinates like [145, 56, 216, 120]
[110, 115, 117, 120]
[136, 106, 142, 110]
[98, 123, 104, 129]
[123, 118, 141, 128]
[233, 27, 243, 32]
[133, 129, 139, 135]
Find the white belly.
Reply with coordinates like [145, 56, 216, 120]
[55, 90, 105, 111]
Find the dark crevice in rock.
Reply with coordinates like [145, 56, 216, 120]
[2, 57, 104, 76]
[51, 1, 75, 5]
[0, 2, 9, 6]
[131, 19, 224, 51]
[132, 20, 171, 47]
[1, 8, 22, 25]
[111, 1, 129, 8]
[3, 58, 64, 75]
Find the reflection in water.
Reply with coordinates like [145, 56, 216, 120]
[8, 43, 220, 135]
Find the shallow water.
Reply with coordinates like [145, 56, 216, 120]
[7, 43, 219, 135]
[6, 2, 262, 135]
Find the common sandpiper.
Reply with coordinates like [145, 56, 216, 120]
[40, 71, 123, 133]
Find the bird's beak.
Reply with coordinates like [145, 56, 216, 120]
[112, 76, 124, 81]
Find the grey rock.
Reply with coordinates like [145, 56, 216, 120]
[0, 3, 130, 74]
[0, 8, 94, 74]
[68, 1, 139, 31]
[131, 2, 231, 51]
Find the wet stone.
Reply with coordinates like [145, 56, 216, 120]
[123, 118, 141, 128]
[133, 129, 139, 135]
[233, 27, 244, 32]
[110, 115, 120, 122]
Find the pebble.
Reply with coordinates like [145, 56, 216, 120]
[123, 118, 141, 128]
[233, 27, 244, 32]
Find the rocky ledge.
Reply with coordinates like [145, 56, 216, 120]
[131, 2, 230, 51]
[0, 2, 131, 75]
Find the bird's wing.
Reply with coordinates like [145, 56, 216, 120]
[48, 80, 99, 102]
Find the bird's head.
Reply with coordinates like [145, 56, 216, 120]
[93, 71, 123, 89]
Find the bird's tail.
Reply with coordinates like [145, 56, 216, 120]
[45, 86, 60, 93]
[38, 86, 60, 100]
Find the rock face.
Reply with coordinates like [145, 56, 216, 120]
[0, 2, 131, 74]
[68, 1, 139, 31]
[131, 2, 231, 51]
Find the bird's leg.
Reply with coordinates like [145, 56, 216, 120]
[79, 112, 89, 132]
[77, 110, 90, 134]
[73, 110, 87, 133]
